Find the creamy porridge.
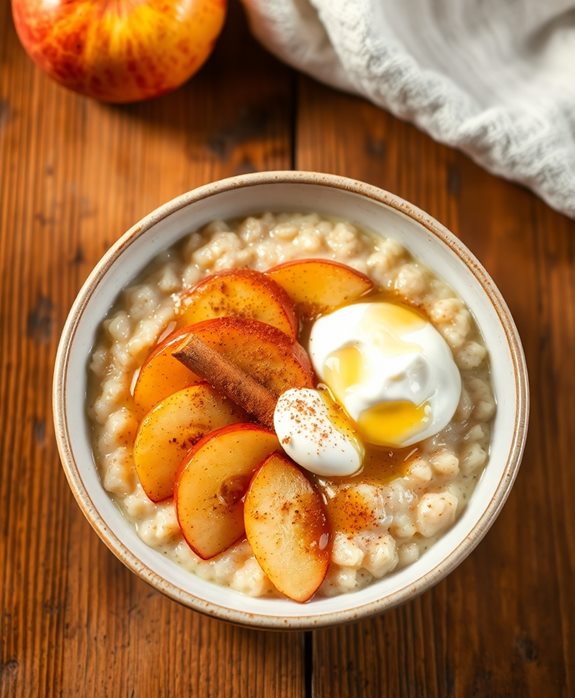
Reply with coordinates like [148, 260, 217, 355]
[88, 212, 495, 599]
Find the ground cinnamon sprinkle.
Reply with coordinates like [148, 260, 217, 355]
[327, 488, 376, 535]
[289, 396, 321, 450]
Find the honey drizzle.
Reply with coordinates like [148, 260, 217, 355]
[320, 443, 419, 488]
[304, 289, 428, 489]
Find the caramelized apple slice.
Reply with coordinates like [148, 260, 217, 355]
[134, 384, 244, 502]
[180, 269, 298, 338]
[267, 259, 373, 317]
[189, 317, 314, 395]
[175, 424, 280, 559]
[244, 453, 330, 602]
[133, 327, 200, 414]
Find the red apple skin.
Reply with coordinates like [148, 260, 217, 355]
[11, 0, 226, 103]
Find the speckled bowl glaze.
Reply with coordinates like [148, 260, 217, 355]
[53, 171, 529, 629]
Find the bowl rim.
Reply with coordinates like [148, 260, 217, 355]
[53, 170, 529, 629]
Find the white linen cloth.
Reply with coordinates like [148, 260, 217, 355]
[242, 0, 575, 218]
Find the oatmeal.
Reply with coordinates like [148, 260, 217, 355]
[88, 213, 495, 599]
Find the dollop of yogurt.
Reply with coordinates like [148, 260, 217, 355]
[308, 302, 462, 447]
[274, 388, 364, 476]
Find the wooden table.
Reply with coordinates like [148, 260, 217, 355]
[1, 5, 574, 697]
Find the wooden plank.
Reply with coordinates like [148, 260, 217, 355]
[296, 77, 575, 697]
[0, 6, 305, 697]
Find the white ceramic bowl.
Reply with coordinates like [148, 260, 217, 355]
[53, 171, 529, 629]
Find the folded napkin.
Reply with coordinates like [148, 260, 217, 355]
[242, 0, 575, 218]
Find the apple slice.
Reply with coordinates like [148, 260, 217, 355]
[133, 384, 244, 502]
[189, 317, 314, 396]
[175, 424, 280, 559]
[133, 327, 200, 414]
[267, 259, 373, 317]
[180, 269, 298, 338]
[244, 453, 331, 602]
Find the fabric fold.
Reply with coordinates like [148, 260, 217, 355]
[242, 0, 575, 218]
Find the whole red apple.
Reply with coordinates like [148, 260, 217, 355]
[11, 0, 226, 103]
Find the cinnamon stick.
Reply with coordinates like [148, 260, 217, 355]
[173, 335, 277, 429]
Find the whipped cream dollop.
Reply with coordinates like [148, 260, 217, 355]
[308, 302, 462, 448]
[273, 388, 364, 476]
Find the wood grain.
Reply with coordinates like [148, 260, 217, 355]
[0, 5, 304, 697]
[297, 77, 575, 698]
[1, 3, 574, 697]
